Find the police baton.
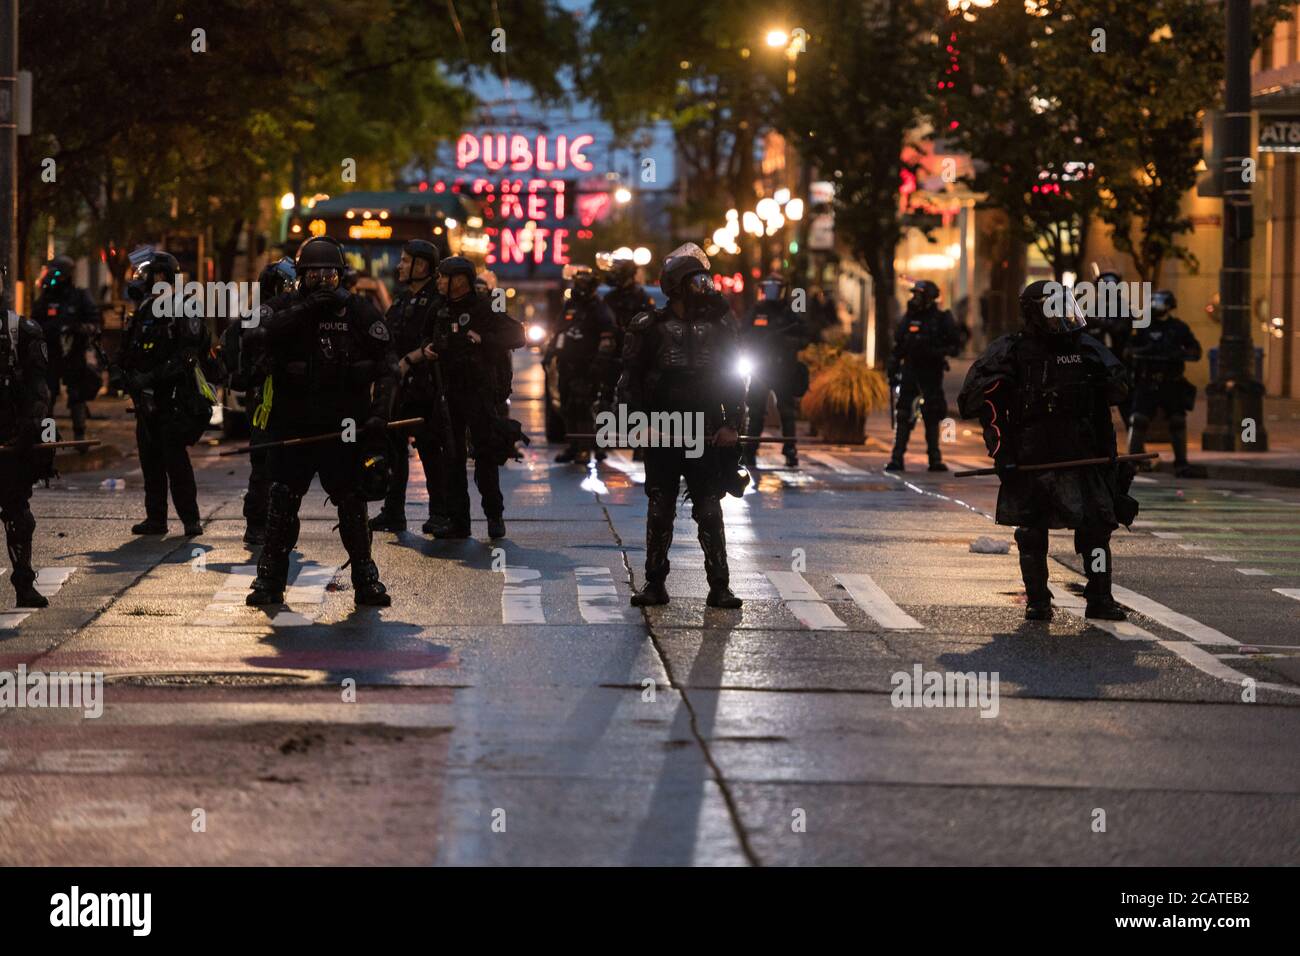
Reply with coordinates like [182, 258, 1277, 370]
[560, 433, 803, 445]
[953, 452, 1159, 478]
[0, 439, 102, 455]
[217, 418, 426, 457]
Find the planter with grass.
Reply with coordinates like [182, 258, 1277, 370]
[799, 353, 889, 444]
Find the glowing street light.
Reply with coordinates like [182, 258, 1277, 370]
[765, 29, 789, 48]
[614, 187, 633, 204]
[742, 211, 763, 236]
[633, 246, 652, 266]
[756, 197, 780, 221]
[785, 198, 805, 221]
[774, 187, 791, 205]
[279, 192, 296, 211]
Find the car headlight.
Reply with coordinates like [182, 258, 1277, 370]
[527, 324, 547, 343]
[736, 354, 755, 378]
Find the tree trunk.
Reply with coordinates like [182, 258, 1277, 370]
[868, 244, 897, 369]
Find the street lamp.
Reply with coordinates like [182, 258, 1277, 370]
[279, 192, 296, 211]
[614, 187, 632, 204]
[765, 29, 789, 48]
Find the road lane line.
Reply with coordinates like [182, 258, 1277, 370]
[0, 567, 77, 630]
[575, 566, 627, 624]
[1110, 585, 1239, 646]
[1157, 640, 1300, 698]
[835, 572, 923, 630]
[764, 570, 846, 629]
[804, 451, 867, 475]
[1048, 584, 1159, 641]
[1236, 568, 1272, 576]
[502, 566, 545, 624]
[1275, 588, 1300, 602]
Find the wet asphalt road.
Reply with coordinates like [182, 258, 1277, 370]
[1, 354, 1298, 865]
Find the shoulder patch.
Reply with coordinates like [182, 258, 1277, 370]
[369, 320, 390, 342]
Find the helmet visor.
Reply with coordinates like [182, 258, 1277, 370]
[1039, 286, 1088, 334]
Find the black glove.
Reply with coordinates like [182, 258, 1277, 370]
[137, 389, 158, 419]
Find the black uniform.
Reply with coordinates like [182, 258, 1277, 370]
[377, 281, 444, 529]
[34, 283, 101, 440]
[1, 309, 53, 607]
[1126, 314, 1202, 472]
[425, 290, 525, 534]
[617, 290, 746, 606]
[958, 290, 1134, 621]
[741, 297, 809, 465]
[549, 292, 618, 460]
[114, 296, 210, 532]
[603, 281, 655, 387]
[247, 286, 398, 604]
[888, 300, 960, 470]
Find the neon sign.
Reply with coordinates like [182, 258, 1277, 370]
[457, 133, 595, 173]
[347, 218, 393, 240]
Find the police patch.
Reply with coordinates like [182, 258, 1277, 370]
[369, 321, 390, 342]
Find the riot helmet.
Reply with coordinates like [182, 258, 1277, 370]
[659, 243, 711, 299]
[571, 268, 600, 302]
[1020, 279, 1087, 336]
[294, 236, 346, 291]
[1150, 290, 1176, 320]
[908, 279, 940, 311]
[437, 255, 477, 300]
[400, 239, 439, 284]
[757, 273, 787, 304]
[258, 257, 297, 300]
[127, 250, 180, 302]
[42, 255, 76, 294]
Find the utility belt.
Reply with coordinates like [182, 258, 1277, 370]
[283, 358, 378, 388]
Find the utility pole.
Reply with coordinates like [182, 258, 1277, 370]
[0, 0, 17, 308]
[1203, 0, 1268, 451]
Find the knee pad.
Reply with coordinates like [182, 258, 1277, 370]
[691, 495, 723, 525]
[268, 483, 302, 516]
[2, 507, 35, 538]
[1014, 526, 1047, 553]
[646, 488, 676, 522]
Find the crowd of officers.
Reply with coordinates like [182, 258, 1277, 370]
[2, 241, 1204, 618]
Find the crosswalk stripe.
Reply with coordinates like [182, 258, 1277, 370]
[194, 564, 338, 627]
[502, 566, 545, 624]
[1048, 584, 1158, 641]
[1237, 568, 1272, 576]
[1111, 585, 1238, 646]
[0, 567, 77, 630]
[1274, 588, 1300, 602]
[575, 566, 627, 624]
[764, 570, 846, 629]
[804, 451, 867, 475]
[835, 573, 924, 630]
[1157, 640, 1300, 698]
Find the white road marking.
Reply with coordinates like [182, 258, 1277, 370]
[1111, 585, 1238, 646]
[1150, 531, 1183, 539]
[0, 567, 77, 630]
[1274, 588, 1300, 602]
[764, 570, 846, 630]
[271, 565, 340, 627]
[36, 750, 135, 772]
[804, 451, 867, 475]
[575, 566, 627, 624]
[1048, 585, 1159, 641]
[1132, 475, 1158, 484]
[1157, 640, 1300, 698]
[603, 450, 645, 484]
[502, 566, 545, 624]
[1203, 555, 1238, 562]
[1236, 568, 1272, 576]
[835, 572, 924, 630]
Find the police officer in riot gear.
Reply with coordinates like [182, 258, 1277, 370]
[617, 244, 746, 609]
[1126, 290, 1203, 477]
[551, 267, 618, 464]
[222, 256, 295, 545]
[887, 280, 960, 472]
[601, 254, 655, 368]
[34, 255, 102, 443]
[417, 255, 525, 541]
[741, 273, 809, 468]
[958, 281, 1135, 622]
[245, 236, 398, 607]
[370, 239, 445, 534]
[112, 251, 210, 537]
[1, 272, 53, 608]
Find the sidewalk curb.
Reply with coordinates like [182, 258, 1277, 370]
[54, 443, 127, 475]
[1198, 461, 1300, 489]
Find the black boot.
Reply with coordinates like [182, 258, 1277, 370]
[696, 497, 742, 608]
[5, 511, 48, 609]
[338, 496, 391, 606]
[422, 514, 452, 536]
[783, 446, 799, 468]
[1015, 527, 1052, 621]
[131, 519, 167, 535]
[487, 516, 507, 539]
[1081, 544, 1126, 620]
[555, 446, 579, 463]
[247, 485, 300, 606]
[924, 416, 947, 471]
[369, 509, 407, 533]
[243, 525, 266, 546]
[631, 489, 673, 607]
[1167, 417, 1206, 478]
